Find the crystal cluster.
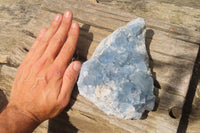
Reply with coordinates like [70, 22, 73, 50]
[77, 18, 155, 119]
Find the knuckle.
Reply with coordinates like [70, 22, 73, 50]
[70, 28, 78, 36]
[57, 96, 70, 108]
[64, 71, 75, 82]
[52, 35, 63, 44]
[65, 44, 74, 54]
[54, 69, 62, 77]
[47, 66, 62, 80]
[39, 38, 48, 45]
[51, 22, 58, 29]
[63, 19, 70, 26]
[52, 19, 60, 28]
[52, 66, 62, 77]
[38, 28, 46, 38]
[43, 52, 54, 62]
[68, 44, 73, 52]
[60, 100, 69, 108]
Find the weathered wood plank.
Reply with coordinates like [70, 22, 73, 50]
[98, 0, 200, 32]
[42, 0, 200, 45]
[0, 0, 199, 132]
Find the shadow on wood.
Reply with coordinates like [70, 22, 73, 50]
[48, 111, 78, 133]
[177, 46, 200, 133]
[0, 89, 8, 113]
[73, 24, 94, 62]
[141, 29, 161, 119]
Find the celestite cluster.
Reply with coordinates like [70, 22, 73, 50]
[77, 18, 155, 119]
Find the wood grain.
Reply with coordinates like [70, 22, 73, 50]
[0, 0, 199, 132]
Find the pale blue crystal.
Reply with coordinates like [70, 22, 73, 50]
[77, 18, 155, 119]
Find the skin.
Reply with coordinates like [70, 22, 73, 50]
[0, 10, 81, 133]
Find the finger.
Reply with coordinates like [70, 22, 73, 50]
[57, 61, 81, 107]
[53, 22, 79, 72]
[22, 28, 47, 66]
[30, 28, 47, 54]
[44, 11, 73, 59]
[30, 14, 62, 62]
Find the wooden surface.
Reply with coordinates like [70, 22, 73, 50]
[98, 1, 200, 132]
[0, 0, 199, 132]
[98, 0, 200, 32]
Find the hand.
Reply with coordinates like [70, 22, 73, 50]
[8, 10, 81, 123]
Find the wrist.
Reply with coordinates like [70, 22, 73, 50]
[0, 104, 41, 133]
[7, 103, 41, 123]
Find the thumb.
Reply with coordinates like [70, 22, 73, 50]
[58, 61, 81, 107]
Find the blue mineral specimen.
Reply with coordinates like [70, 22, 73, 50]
[77, 18, 155, 119]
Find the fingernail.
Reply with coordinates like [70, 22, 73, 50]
[64, 11, 71, 18]
[73, 62, 81, 72]
[55, 14, 60, 21]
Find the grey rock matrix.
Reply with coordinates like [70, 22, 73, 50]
[77, 18, 155, 119]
